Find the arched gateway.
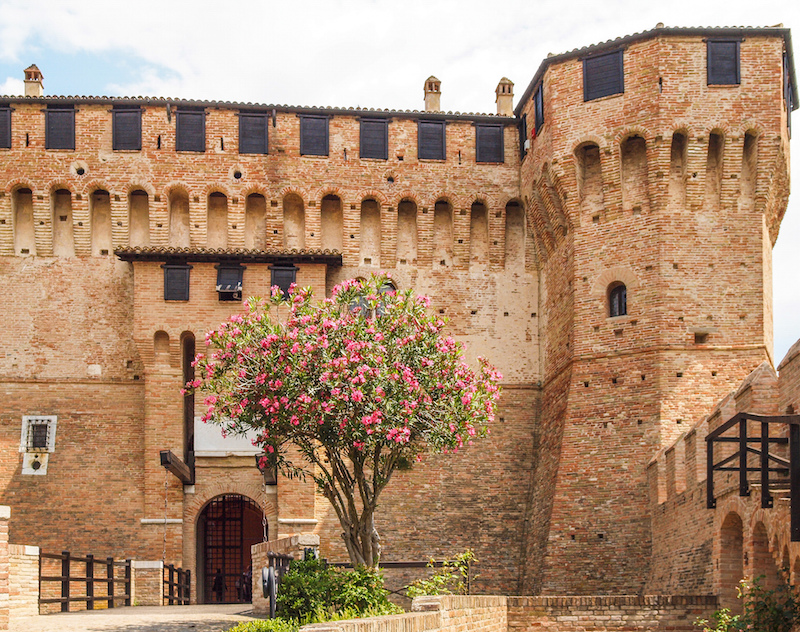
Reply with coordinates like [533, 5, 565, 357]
[197, 494, 265, 603]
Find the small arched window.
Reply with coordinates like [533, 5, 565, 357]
[608, 283, 627, 317]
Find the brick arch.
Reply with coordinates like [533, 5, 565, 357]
[163, 182, 192, 199]
[242, 184, 270, 199]
[701, 123, 732, 137]
[591, 266, 639, 295]
[5, 178, 37, 194]
[46, 179, 74, 195]
[500, 195, 524, 209]
[125, 182, 156, 196]
[468, 194, 494, 209]
[739, 122, 765, 138]
[313, 187, 347, 205]
[719, 510, 745, 611]
[81, 179, 115, 197]
[354, 190, 389, 206]
[186, 483, 277, 537]
[202, 183, 231, 198]
[279, 186, 308, 202]
[391, 192, 420, 208]
[669, 122, 696, 139]
[571, 135, 605, 154]
[432, 194, 459, 209]
[615, 126, 651, 145]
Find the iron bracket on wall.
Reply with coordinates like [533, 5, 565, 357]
[706, 412, 800, 540]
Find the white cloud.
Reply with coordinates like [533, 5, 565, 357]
[0, 75, 23, 95]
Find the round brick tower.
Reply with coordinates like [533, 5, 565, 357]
[515, 26, 794, 594]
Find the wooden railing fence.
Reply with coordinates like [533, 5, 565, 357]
[163, 563, 191, 605]
[39, 550, 131, 611]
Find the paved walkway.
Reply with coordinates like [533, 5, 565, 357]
[9, 604, 261, 632]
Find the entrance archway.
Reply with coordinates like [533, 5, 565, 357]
[197, 494, 264, 603]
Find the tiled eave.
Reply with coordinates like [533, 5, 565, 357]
[115, 246, 342, 265]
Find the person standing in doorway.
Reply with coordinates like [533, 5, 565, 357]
[213, 569, 225, 602]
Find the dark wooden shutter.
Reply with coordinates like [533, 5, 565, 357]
[46, 106, 75, 150]
[785, 52, 794, 134]
[707, 40, 740, 85]
[583, 50, 624, 101]
[163, 265, 192, 301]
[518, 114, 527, 160]
[271, 266, 297, 297]
[239, 113, 268, 154]
[534, 85, 544, 131]
[113, 107, 141, 150]
[476, 124, 504, 163]
[0, 107, 10, 149]
[176, 110, 205, 152]
[360, 119, 388, 160]
[300, 116, 328, 156]
[418, 120, 445, 160]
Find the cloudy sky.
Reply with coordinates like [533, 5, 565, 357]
[0, 0, 797, 362]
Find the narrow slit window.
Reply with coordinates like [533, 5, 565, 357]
[0, 107, 10, 149]
[533, 84, 544, 132]
[609, 283, 627, 317]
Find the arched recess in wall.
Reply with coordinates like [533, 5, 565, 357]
[283, 193, 305, 250]
[752, 521, 780, 591]
[321, 194, 343, 252]
[782, 544, 790, 582]
[620, 135, 649, 214]
[181, 331, 196, 466]
[704, 131, 725, 214]
[12, 187, 36, 255]
[52, 188, 75, 257]
[91, 189, 112, 256]
[360, 198, 381, 266]
[432, 199, 453, 267]
[575, 143, 604, 218]
[245, 193, 267, 250]
[719, 512, 744, 612]
[169, 189, 190, 248]
[469, 200, 489, 268]
[207, 192, 228, 249]
[504, 200, 525, 269]
[396, 198, 417, 265]
[668, 131, 688, 211]
[740, 131, 758, 212]
[154, 330, 170, 367]
[129, 190, 150, 247]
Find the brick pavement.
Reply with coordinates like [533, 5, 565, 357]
[9, 604, 259, 632]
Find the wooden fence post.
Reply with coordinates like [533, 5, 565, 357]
[107, 557, 114, 608]
[61, 551, 70, 612]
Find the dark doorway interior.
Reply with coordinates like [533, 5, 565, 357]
[198, 494, 264, 603]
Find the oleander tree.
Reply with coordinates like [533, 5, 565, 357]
[189, 274, 502, 567]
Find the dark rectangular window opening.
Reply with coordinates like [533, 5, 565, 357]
[113, 106, 142, 151]
[0, 107, 10, 149]
[418, 120, 446, 160]
[707, 40, 740, 85]
[163, 264, 192, 301]
[176, 109, 206, 152]
[270, 265, 298, 298]
[216, 264, 245, 301]
[583, 50, 624, 101]
[239, 112, 269, 155]
[784, 52, 793, 135]
[29, 423, 49, 450]
[533, 84, 544, 132]
[46, 105, 75, 150]
[518, 114, 527, 160]
[300, 115, 329, 156]
[360, 118, 388, 160]
[476, 124, 504, 163]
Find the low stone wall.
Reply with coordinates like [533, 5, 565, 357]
[301, 596, 507, 632]
[252, 533, 320, 614]
[132, 561, 163, 606]
[9, 545, 38, 619]
[507, 595, 718, 631]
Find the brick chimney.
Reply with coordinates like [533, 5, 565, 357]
[24, 64, 43, 97]
[495, 77, 514, 116]
[424, 76, 441, 112]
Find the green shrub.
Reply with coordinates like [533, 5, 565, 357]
[276, 556, 402, 622]
[226, 619, 299, 632]
[406, 550, 477, 598]
[696, 577, 800, 632]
